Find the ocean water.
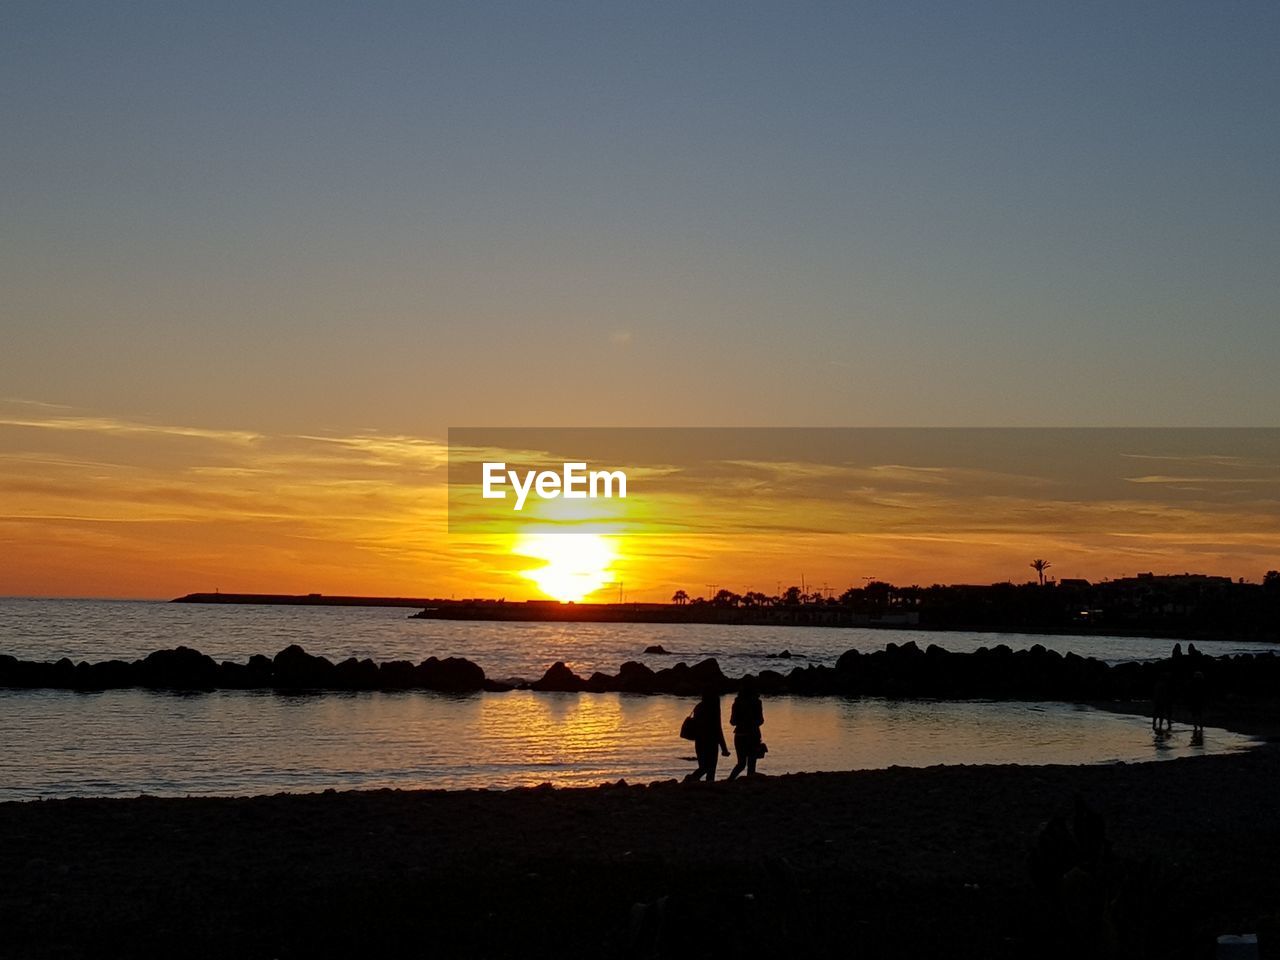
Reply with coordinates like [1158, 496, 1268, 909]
[2, 598, 1271, 679]
[0, 689, 1252, 801]
[0, 599, 1266, 799]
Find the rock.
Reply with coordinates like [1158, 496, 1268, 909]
[218, 661, 252, 689]
[786, 663, 834, 694]
[378, 660, 417, 689]
[137, 647, 219, 690]
[687, 658, 725, 688]
[616, 661, 657, 693]
[79, 659, 135, 689]
[531, 661, 587, 692]
[585, 671, 617, 692]
[756, 669, 788, 694]
[1, 641, 1275, 703]
[645, 658, 727, 695]
[835, 648, 860, 673]
[271, 645, 335, 689]
[417, 656, 486, 691]
[644, 645, 671, 655]
[691, 660, 721, 686]
[334, 657, 380, 690]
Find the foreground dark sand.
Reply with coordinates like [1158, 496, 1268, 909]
[2, 711, 1278, 959]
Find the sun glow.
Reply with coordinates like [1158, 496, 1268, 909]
[515, 533, 619, 603]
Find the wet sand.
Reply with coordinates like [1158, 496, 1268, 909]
[1, 709, 1277, 958]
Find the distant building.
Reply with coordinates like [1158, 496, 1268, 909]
[1097, 572, 1234, 618]
[1110, 573, 1232, 588]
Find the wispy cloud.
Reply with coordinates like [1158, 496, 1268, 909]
[0, 413, 261, 444]
[293, 434, 449, 468]
[1120, 452, 1266, 468]
[1123, 475, 1279, 484]
[3, 407, 1279, 597]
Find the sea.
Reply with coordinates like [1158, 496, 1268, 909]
[0, 598, 1267, 800]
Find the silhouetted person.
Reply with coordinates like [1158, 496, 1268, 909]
[1152, 673, 1172, 734]
[1187, 669, 1206, 734]
[683, 688, 729, 782]
[727, 675, 765, 780]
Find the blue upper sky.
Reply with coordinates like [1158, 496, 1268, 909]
[3, 1, 1278, 431]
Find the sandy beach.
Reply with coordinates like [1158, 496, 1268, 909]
[2, 699, 1277, 959]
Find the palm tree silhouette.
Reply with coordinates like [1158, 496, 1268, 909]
[1030, 559, 1052, 587]
[671, 589, 689, 605]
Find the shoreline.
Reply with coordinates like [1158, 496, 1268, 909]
[3, 744, 1277, 957]
[0, 699, 1259, 805]
[1092, 696, 1280, 742]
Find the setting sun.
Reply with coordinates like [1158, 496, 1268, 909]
[514, 533, 619, 602]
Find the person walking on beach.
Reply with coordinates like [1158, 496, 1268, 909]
[1187, 669, 1206, 735]
[727, 675, 765, 780]
[683, 688, 729, 782]
[1152, 672, 1173, 734]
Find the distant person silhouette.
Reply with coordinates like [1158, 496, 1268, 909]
[1187, 669, 1206, 734]
[1152, 673, 1173, 734]
[683, 688, 729, 782]
[727, 675, 765, 780]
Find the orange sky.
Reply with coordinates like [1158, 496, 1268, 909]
[2, 402, 1277, 600]
[5, 5, 1280, 603]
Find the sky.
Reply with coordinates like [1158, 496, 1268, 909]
[2, 2, 1279, 598]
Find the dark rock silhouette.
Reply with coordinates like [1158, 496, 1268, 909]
[0, 645, 488, 693]
[273, 645, 336, 689]
[377, 659, 418, 690]
[78, 658, 136, 690]
[531, 661, 587, 692]
[419, 656, 487, 692]
[652, 658, 727, 696]
[0, 642, 1277, 707]
[333, 657, 380, 690]
[138, 646, 221, 689]
[643, 644, 671, 654]
[615, 660, 657, 692]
